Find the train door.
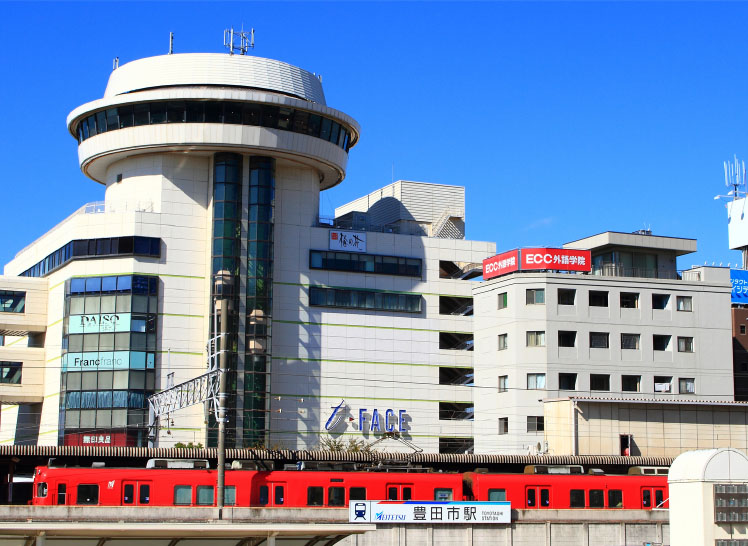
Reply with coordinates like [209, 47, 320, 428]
[640, 486, 667, 509]
[525, 485, 551, 508]
[385, 483, 414, 501]
[122, 481, 152, 506]
[56, 483, 67, 505]
[259, 481, 286, 507]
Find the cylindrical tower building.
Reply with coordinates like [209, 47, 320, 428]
[63, 52, 359, 447]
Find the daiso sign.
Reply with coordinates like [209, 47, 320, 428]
[483, 247, 591, 279]
[521, 248, 591, 272]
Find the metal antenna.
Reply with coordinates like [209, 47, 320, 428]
[224, 26, 255, 55]
[724, 154, 746, 200]
[169, 32, 174, 54]
[112, 57, 119, 71]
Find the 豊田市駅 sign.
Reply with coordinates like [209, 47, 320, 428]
[483, 247, 591, 280]
[349, 501, 511, 524]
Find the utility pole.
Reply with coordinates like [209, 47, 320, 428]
[214, 272, 232, 513]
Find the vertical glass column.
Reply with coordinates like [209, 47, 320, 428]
[244, 157, 275, 445]
[210, 153, 243, 447]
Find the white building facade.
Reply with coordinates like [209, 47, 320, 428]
[0, 51, 494, 451]
[473, 232, 734, 455]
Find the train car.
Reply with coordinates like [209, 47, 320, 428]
[32, 466, 464, 508]
[466, 472, 668, 509]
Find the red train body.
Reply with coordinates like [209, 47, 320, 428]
[32, 466, 668, 510]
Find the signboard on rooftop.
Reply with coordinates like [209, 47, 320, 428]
[483, 248, 591, 279]
[349, 501, 511, 524]
[731, 269, 748, 304]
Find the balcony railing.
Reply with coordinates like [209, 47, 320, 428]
[591, 265, 699, 281]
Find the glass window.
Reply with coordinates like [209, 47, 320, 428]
[590, 374, 610, 391]
[139, 484, 150, 504]
[589, 489, 604, 508]
[434, 488, 453, 501]
[307, 486, 323, 506]
[679, 377, 695, 394]
[540, 488, 550, 507]
[558, 331, 576, 347]
[0, 362, 22, 384]
[655, 489, 664, 507]
[653, 335, 671, 351]
[652, 294, 670, 309]
[620, 292, 639, 308]
[527, 488, 536, 507]
[36, 482, 47, 498]
[622, 375, 641, 392]
[498, 292, 508, 309]
[350, 487, 366, 501]
[527, 416, 544, 432]
[678, 337, 694, 353]
[569, 489, 585, 508]
[196, 485, 214, 505]
[527, 373, 546, 389]
[590, 332, 609, 349]
[498, 417, 508, 435]
[150, 102, 166, 124]
[558, 288, 575, 305]
[328, 487, 345, 506]
[259, 485, 269, 505]
[123, 483, 134, 504]
[654, 376, 672, 393]
[57, 483, 66, 505]
[388, 487, 397, 501]
[526, 289, 545, 305]
[174, 485, 192, 505]
[498, 375, 508, 393]
[134, 104, 149, 125]
[677, 295, 693, 312]
[559, 373, 577, 390]
[488, 489, 506, 501]
[526, 331, 545, 347]
[498, 333, 508, 351]
[621, 333, 640, 350]
[608, 489, 623, 508]
[77, 484, 99, 505]
[642, 489, 651, 507]
[589, 291, 608, 307]
[226, 486, 236, 506]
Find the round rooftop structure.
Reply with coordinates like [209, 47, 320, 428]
[67, 53, 360, 189]
[669, 448, 748, 483]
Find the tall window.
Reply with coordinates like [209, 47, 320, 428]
[621, 333, 640, 350]
[526, 289, 545, 305]
[527, 416, 544, 432]
[498, 292, 508, 310]
[498, 418, 508, 435]
[498, 334, 508, 351]
[589, 332, 610, 349]
[558, 288, 576, 305]
[676, 295, 692, 312]
[526, 331, 545, 347]
[527, 373, 546, 389]
[498, 375, 508, 392]
[678, 337, 694, 353]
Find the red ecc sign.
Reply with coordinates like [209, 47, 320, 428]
[521, 248, 591, 272]
[483, 249, 520, 280]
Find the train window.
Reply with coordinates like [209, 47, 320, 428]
[226, 486, 236, 506]
[307, 486, 324, 506]
[434, 488, 453, 501]
[174, 485, 192, 505]
[274, 485, 284, 505]
[77, 484, 99, 505]
[197, 486, 214, 506]
[540, 488, 550, 507]
[139, 484, 150, 504]
[527, 489, 536, 507]
[259, 485, 269, 506]
[388, 487, 397, 501]
[589, 490, 604, 508]
[123, 484, 134, 504]
[608, 489, 623, 508]
[655, 489, 664, 508]
[328, 487, 345, 507]
[642, 489, 651, 507]
[57, 484, 66, 505]
[36, 482, 47, 498]
[488, 489, 506, 501]
[350, 487, 366, 501]
[569, 489, 585, 508]
[403, 487, 412, 501]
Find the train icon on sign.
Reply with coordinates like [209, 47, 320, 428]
[354, 502, 367, 519]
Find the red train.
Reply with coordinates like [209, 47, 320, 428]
[32, 463, 669, 510]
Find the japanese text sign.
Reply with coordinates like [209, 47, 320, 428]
[329, 230, 367, 252]
[483, 250, 520, 280]
[731, 269, 748, 304]
[521, 248, 591, 272]
[350, 501, 511, 524]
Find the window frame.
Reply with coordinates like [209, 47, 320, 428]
[498, 417, 508, 435]
[679, 377, 695, 394]
[589, 332, 610, 349]
[590, 374, 610, 391]
[527, 416, 544, 433]
[526, 289, 545, 305]
[526, 330, 546, 347]
[498, 333, 508, 351]
[677, 336, 694, 353]
[621, 333, 640, 350]
[558, 330, 576, 348]
[558, 373, 577, 390]
[498, 292, 508, 310]
[589, 290, 609, 307]
[498, 375, 508, 393]
[557, 288, 576, 306]
[527, 373, 546, 390]
[676, 295, 693, 312]
[622, 375, 641, 393]
[620, 292, 639, 309]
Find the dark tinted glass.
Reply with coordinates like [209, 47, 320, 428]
[259, 485, 268, 505]
[328, 487, 345, 506]
[275, 485, 284, 505]
[123, 484, 134, 504]
[139, 484, 150, 504]
[527, 488, 536, 507]
[642, 489, 651, 507]
[655, 489, 663, 507]
[608, 489, 623, 508]
[167, 101, 185, 123]
[540, 488, 550, 507]
[350, 487, 366, 501]
[589, 489, 604, 508]
[403, 487, 412, 501]
[150, 103, 166, 124]
[388, 487, 398, 501]
[77, 484, 99, 505]
[307, 487, 323, 506]
[570, 490, 585, 508]
[134, 104, 149, 125]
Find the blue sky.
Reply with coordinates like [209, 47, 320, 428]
[1, 1, 746, 269]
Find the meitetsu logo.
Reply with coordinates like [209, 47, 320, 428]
[376, 511, 405, 521]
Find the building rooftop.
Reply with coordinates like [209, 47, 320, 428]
[563, 230, 697, 256]
[545, 396, 748, 407]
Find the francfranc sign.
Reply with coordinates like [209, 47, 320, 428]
[483, 248, 591, 279]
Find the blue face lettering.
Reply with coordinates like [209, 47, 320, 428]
[359, 408, 368, 431]
[325, 399, 346, 431]
[385, 409, 395, 432]
[399, 409, 407, 432]
[371, 409, 381, 432]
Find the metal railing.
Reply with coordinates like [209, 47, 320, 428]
[591, 265, 699, 281]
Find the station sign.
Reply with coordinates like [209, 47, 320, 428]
[329, 230, 366, 252]
[483, 248, 591, 279]
[731, 269, 748, 304]
[349, 501, 511, 524]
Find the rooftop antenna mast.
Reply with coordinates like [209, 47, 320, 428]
[224, 26, 255, 56]
[169, 32, 174, 55]
[719, 155, 748, 268]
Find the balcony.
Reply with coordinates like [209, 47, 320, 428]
[0, 277, 47, 335]
[0, 346, 44, 404]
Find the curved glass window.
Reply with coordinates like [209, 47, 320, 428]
[75, 100, 353, 152]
